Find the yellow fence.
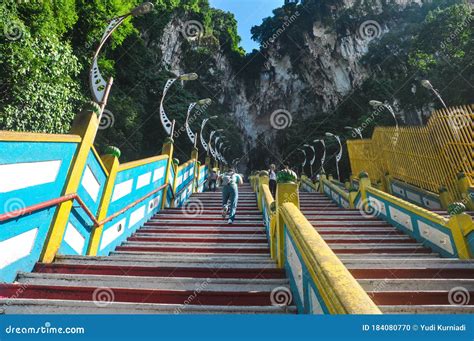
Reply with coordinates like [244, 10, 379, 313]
[347, 105, 473, 201]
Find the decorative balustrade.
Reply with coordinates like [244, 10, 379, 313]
[347, 105, 473, 204]
[0, 105, 209, 283]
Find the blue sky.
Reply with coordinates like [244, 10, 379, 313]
[209, 0, 284, 52]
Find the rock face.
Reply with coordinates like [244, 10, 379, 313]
[155, 0, 423, 149]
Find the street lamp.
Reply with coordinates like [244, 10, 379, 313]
[313, 139, 326, 174]
[185, 98, 212, 146]
[369, 100, 398, 127]
[325, 133, 342, 181]
[160, 72, 199, 136]
[208, 129, 224, 157]
[303, 144, 316, 177]
[345, 126, 363, 139]
[421, 80, 448, 109]
[200, 116, 217, 152]
[89, 2, 154, 116]
[296, 148, 307, 175]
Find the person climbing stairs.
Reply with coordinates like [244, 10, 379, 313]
[0, 184, 295, 314]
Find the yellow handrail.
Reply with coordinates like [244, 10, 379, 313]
[280, 203, 381, 314]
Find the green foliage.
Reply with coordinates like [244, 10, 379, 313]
[0, 2, 83, 133]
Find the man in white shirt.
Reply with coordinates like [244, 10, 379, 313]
[220, 168, 243, 224]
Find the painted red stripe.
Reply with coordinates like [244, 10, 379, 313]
[333, 248, 431, 254]
[368, 290, 474, 305]
[350, 268, 474, 279]
[34, 263, 285, 279]
[0, 284, 285, 306]
[128, 237, 267, 243]
[116, 246, 268, 254]
[325, 239, 417, 244]
[137, 229, 266, 235]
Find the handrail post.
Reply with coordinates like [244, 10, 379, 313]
[160, 137, 174, 209]
[275, 181, 299, 268]
[446, 203, 473, 259]
[87, 147, 121, 256]
[40, 103, 101, 263]
[358, 171, 371, 206]
[257, 172, 269, 212]
[191, 147, 199, 193]
[319, 173, 327, 193]
[170, 159, 180, 208]
[457, 172, 474, 210]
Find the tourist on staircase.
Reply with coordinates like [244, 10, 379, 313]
[268, 164, 277, 198]
[221, 168, 244, 224]
[208, 169, 219, 192]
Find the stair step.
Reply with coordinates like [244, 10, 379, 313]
[133, 233, 267, 239]
[368, 290, 474, 306]
[123, 241, 269, 248]
[17, 272, 290, 292]
[116, 245, 269, 254]
[349, 267, 474, 279]
[0, 284, 290, 306]
[34, 263, 286, 278]
[359, 278, 474, 291]
[138, 228, 266, 234]
[0, 299, 296, 314]
[380, 304, 474, 314]
[128, 236, 267, 243]
[145, 221, 264, 227]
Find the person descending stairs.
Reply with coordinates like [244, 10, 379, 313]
[299, 191, 474, 313]
[0, 184, 295, 314]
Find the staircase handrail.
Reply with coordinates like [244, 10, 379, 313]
[279, 202, 381, 314]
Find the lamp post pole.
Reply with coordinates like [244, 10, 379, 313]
[344, 126, 363, 139]
[325, 133, 342, 181]
[159, 72, 199, 137]
[303, 144, 316, 178]
[297, 148, 307, 175]
[421, 80, 448, 109]
[89, 2, 154, 117]
[185, 98, 212, 145]
[313, 139, 326, 174]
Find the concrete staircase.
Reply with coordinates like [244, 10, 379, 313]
[0, 184, 295, 314]
[299, 191, 474, 314]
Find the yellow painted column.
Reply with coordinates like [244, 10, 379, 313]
[358, 171, 371, 205]
[191, 147, 199, 193]
[319, 173, 327, 193]
[170, 159, 180, 208]
[160, 138, 174, 209]
[446, 203, 473, 259]
[87, 146, 121, 256]
[276, 182, 299, 268]
[439, 186, 450, 211]
[383, 172, 393, 194]
[41, 104, 100, 263]
[457, 172, 474, 211]
[257, 172, 269, 212]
